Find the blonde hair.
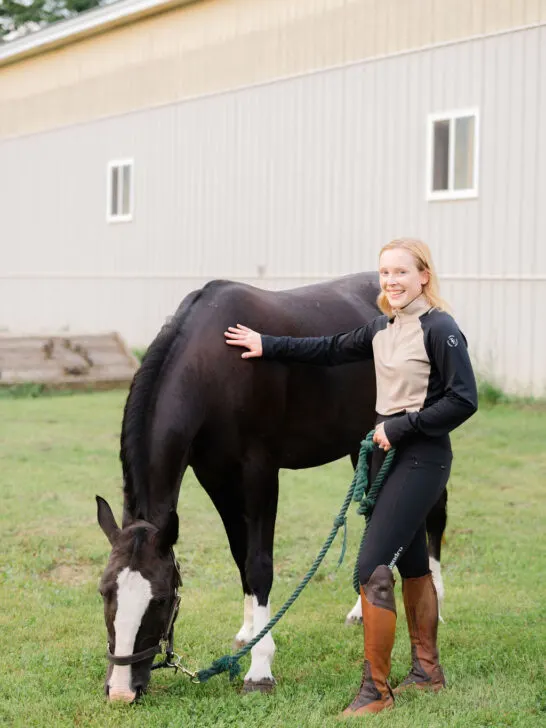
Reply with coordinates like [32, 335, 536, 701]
[377, 238, 450, 317]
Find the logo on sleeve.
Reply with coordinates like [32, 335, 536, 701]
[447, 335, 458, 347]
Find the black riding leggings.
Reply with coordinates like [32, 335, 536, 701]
[358, 424, 452, 585]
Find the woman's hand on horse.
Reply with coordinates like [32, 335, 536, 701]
[373, 423, 392, 451]
[224, 324, 263, 359]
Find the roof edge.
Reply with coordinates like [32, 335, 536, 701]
[0, 0, 198, 67]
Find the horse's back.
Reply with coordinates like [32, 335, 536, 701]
[164, 274, 379, 469]
[182, 273, 380, 337]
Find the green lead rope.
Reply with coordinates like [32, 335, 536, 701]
[195, 429, 395, 684]
[350, 431, 396, 593]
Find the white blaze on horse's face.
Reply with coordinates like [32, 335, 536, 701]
[108, 567, 153, 702]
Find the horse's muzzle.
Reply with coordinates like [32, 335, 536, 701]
[106, 683, 145, 703]
[108, 687, 136, 703]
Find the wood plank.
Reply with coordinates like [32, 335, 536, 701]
[0, 332, 138, 390]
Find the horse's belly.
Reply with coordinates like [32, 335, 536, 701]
[279, 444, 355, 470]
[279, 364, 376, 469]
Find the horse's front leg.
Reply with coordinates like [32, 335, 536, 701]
[190, 462, 255, 650]
[242, 594, 275, 692]
[241, 465, 278, 693]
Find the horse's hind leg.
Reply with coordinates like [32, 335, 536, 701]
[241, 457, 279, 693]
[426, 487, 448, 620]
[345, 451, 363, 625]
[345, 595, 363, 625]
[345, 490, 449, 626]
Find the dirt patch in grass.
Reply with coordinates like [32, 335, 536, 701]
[47, 563, 96, 586]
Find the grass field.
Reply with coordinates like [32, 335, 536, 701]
[0, 391, 545, 728]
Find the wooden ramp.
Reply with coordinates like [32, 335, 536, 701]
[0, 333, 139, 390]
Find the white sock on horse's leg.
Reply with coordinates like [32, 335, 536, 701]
[244, 598, 276, 684]
[345, 594, 363, 625]
[429, 556, 445, 623]
[234, 594, 253, 647]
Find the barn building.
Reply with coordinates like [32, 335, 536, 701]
[1, 0, 545, 395]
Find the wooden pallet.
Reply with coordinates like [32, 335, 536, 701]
[0, 332, 139, 390]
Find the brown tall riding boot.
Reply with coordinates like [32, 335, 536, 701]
[394, 573, 446, 694]
[342, 565, 396, 717]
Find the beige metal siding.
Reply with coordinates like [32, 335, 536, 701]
[1, 0, 545, 140]
[1, 23, 545, 394]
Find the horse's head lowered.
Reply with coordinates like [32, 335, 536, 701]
[96, 496, 181, 702]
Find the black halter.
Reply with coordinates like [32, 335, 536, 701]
[106, 550, 182, 669]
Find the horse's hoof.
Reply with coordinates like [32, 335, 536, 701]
[345, 615, 362, 626]
[242, 678, 276, 694]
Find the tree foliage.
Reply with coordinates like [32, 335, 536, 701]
[0, 0, 106, 40]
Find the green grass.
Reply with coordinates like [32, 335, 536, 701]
[132, 348, 147, 364]
[0, 392, 544, 727]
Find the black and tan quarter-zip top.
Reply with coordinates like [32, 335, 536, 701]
[260, 294, 477, 445]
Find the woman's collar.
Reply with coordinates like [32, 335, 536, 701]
[393, 294, 432, 319]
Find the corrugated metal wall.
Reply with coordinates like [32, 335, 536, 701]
[1, 0, 545, 138]
[1, 24, 545, 394]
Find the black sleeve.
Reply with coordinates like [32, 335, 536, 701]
[260, 320, 377, 366]
[383, 316, 478, 444]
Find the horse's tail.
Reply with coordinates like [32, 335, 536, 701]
[120, 288, 203, 523]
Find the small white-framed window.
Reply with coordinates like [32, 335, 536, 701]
[426, 110, 479, 201]
[107, 159, 134, 222]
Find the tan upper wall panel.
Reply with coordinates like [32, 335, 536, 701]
[0, 0, 543, 139]
[431, 0, 480, 43]
[521, 0, 540, 25]
[483, 0, 520, 33]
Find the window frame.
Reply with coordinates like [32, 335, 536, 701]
[106, 158, 134, 223]
[426, 109, 480, 201]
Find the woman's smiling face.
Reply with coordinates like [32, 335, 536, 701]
[379, 248, 430, 311]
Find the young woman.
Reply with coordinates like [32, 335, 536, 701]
[224, 238, 478, 716]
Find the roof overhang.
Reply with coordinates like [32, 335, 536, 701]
[0, 0, 199, 68]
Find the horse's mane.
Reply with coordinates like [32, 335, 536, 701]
[120, 288, 203, 524]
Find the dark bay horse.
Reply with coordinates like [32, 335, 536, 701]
[96, 272, 447, 701]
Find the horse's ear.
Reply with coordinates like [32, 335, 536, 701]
[158, 509, 179, 553]
[96, 496, 120, 545]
